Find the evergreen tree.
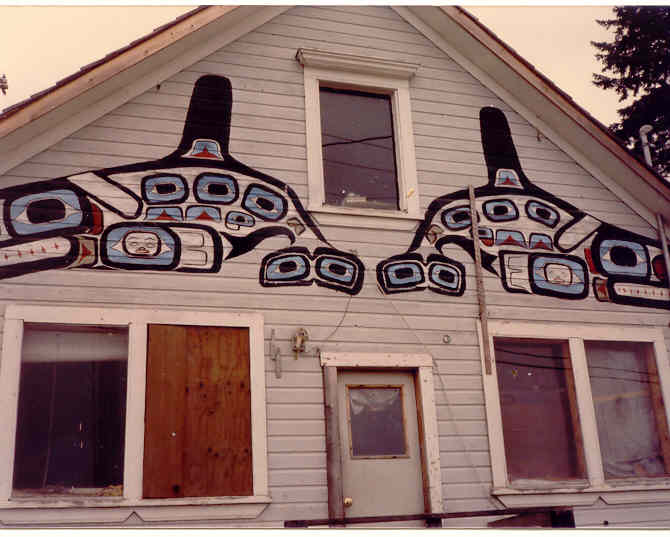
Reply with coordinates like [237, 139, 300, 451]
[592, 6, 670, 176]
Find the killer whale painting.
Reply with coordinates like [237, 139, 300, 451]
[377, 106, 670, 310]
[0, 75, 364, 295]
[0, 74, 667, 308]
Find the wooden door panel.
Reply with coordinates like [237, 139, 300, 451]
[143, 325, 251, 499]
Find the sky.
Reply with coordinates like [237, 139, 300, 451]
[0, 4, 629, 127]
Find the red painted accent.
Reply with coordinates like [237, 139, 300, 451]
[500, 235, 524, 247]
[192, 148, 219, 159]
[584, 248, 598, 274]
[155, 210, 177, 221]
[196, 211, 215, 221]
[531, 240, 551, 250]
[81, 244, 92, 258]
[653, 256, 667, 281]
[17, 251, 21, 257]
[482, 238, 494, 247]
[30, 249, 34, 255]
[500, 177, 518, 186]
[41, 246, 46, 253]
[89, 203, 104, 235]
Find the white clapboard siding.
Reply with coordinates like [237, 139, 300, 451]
[0, 5, 667, 529]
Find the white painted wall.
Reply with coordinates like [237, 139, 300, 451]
[0, 5, 668, 528]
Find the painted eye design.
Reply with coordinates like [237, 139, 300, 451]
[526, 200, 559, 228]
[142, 175, 188, 204]
[599, 239, 649, 277]
[194, 173, 238, 204]
[442, 205, 473, 230]
[382, 261, 425, 290]
[428, 263, 462, 292]
[263, 253, 310, 283]
[225, 211, 255, 231]
[242, 185, 287, 221]
[483, 199, 518, 222]
[316, 257, 357, 285]
[9, 189, 84, 235]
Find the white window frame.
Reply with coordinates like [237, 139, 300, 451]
[298, 48, 421, 224]
[320, 352, 443, 513]
[478, 320, 670, 507]
[0, 304, 270, 524]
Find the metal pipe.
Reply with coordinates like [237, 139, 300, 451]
[657, 213, 670, 288]
[468, 185, 492, 375]
[639, 124, 654, 167]
[284, 505, 574, 528]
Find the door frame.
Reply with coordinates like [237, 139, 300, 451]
[320, 352, 443, 519]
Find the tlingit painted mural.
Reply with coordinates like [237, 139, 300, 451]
[377, 106, 669, 309]
[0, 75, 364, 295]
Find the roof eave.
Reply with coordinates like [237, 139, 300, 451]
[406, 6, 670, 223]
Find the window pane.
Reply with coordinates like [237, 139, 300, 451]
[494, 338, 586, 482]
[348, 387, 406, 457]
[320, 87, 399, 210]
[585, 340, 670, 478]
[13, 325, 128, 496]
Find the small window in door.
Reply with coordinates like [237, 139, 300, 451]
[346, 385, 407, 458]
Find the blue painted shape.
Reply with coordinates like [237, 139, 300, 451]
[317, 257, 355, 284]
[483, 199, 518, 222]
[243, 185, 286, 221]
[429, 263, 460, 290]
[495, 230, 527, 249]
[10, 189, 83, 235]
[386, 262, 424, 286]
[146, 207, 183, 221]
[225, 211, 255, 228]
[194, 174, 237, 204]
[531, 256, 586, 295]
[143, 175, 187, 204]
[599, 239, 648, 276]
[265, 255, 308, 280]
[185, 206, 221, 222]
[495, 169, 522, 188]
[104, 225, 176, 267]
[526, 200, 559, 227]
[441, 205, 471, 230]
[529, 233, 553, 250]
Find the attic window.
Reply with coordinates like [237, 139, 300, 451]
[298, 48, 421, 220]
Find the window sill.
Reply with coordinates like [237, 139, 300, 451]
[493, 480, 670, 507]
[308, 203, 422, 230]
[0, 495, 272, 524]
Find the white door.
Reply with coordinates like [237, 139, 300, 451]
[337, 370, 425, 524]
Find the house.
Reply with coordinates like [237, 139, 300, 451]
[0, 5, 669, 528]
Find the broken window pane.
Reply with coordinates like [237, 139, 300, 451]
[494, 338, 586, 482]
[320, 87, 399, 210]
[12, 324, 128, 496]
[585, 340, 670, 479]
[348, 386, 406, 457]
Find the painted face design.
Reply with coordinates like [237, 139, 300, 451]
[122, 232, 161, 257]
[0, 75, 364, 295]
[377, 107, 669, 310]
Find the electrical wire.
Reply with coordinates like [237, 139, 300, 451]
[379, 285, 506, 511]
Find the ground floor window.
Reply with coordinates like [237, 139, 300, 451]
[0, 306, 269, 522]
[481, 321, 670, 506]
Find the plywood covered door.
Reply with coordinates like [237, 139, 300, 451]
[143, 324, 251, 498]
